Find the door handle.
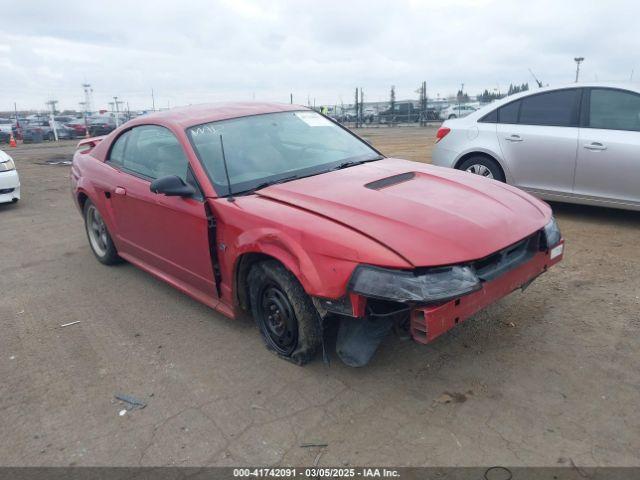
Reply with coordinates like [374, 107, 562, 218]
[584, 142, 607, 151]
[505, 135, 523, 142]
[114, 187, 127, 195]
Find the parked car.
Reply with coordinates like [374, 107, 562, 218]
[0, 124, 13, 143]
[432, 83, 640, 211]
[52, 121, 76, 140]
[66, 118, 89, 137]
[0, 149, 20, 204]
[22, 124, 50, 142]
[71, 103, 563, 367]
[88, 117, 117, 136]
[440, 104, 478, 119]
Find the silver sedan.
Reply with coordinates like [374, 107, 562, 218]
[432, 82, 640, 211]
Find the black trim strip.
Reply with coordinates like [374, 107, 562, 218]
[365, 172, 415, 190]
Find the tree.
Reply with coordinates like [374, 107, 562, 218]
[477, 89, 506, 103]
[457, 89, 470, 103]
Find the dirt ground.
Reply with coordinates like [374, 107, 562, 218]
[1, 128, 639, 467]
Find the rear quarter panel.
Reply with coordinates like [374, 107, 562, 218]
[71, 145, 122, 247]
[433, 119, 514, 183]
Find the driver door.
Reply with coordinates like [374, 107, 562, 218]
[107, 125, 217, 303]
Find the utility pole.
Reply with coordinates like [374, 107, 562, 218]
[46, 99, 59, 141]
[418, 81, 427, 126]
[290, 93, 293, 104]
[82, 83, 93, 114]
[112, 96, 124, 127]
[574, 57, 584, 82]
[389, 85, 396, 126]
[14, 102, 21, 138]
[360, 87, 364, 126]
[151, 88, 156, 111]
[354, 87, 359, 128]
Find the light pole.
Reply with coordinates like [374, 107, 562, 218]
[46, 99, 59, 141]
[574, 57, 584, 83]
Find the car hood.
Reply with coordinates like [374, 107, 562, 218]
[257, 158, 551, 267]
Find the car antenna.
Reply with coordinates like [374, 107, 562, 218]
[528, 68, 544, 88]
[219, 134, 235, 202]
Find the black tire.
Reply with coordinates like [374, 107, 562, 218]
[448, 114, 457, 119]
[248, 260, 322, 365]
[458, 155, 505, 182]
[83, 200, 121, 265]
[47, 132, 55, 141]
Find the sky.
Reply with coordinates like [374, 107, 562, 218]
[1, 0, 639, 112]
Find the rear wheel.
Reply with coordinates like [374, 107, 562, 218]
[83, 200, 121, 265]
[248, 260, 321, 365]
[448, 114, 457, 119]
[458, 155, 505, 182]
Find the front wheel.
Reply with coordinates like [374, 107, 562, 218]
[448, 114, 457, 119]
[83, 200, 121, 265]
[248, 260, 321, 365]
[458, 156, 505, 182]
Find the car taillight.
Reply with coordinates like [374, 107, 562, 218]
[435, 127, 451, 143]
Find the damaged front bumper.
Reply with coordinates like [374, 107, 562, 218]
[316, 220, 564, 366]
[410, 242, 563, 343]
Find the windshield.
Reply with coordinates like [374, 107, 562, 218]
[187, 110, 381, 196]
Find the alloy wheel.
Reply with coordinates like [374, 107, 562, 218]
[86, 205, 109, 257]
[465, 164, 494, 179]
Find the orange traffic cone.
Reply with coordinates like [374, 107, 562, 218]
[9, 133, 17, 148]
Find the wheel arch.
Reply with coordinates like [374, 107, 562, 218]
[77, 190, 89, 211]
[232, 233, 324, 312]
[453, 150, 510, 181]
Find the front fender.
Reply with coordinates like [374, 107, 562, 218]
[233, 227, 354, 298]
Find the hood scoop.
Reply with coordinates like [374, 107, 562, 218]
[365, 172, 415, 190]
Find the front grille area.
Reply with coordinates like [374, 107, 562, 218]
[0, 188, 15, 194]
[472, 232, 541, 281]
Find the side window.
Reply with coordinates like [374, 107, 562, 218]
[518, 89, 578, 127]
[589, 88, 640, 131]
[479, 109, 497, 123]
[122, 125, 190, 181]
[108, 131, 130, 166]
[498, 100, 520, 124]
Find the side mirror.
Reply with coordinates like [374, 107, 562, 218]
[150, 175, 194, 197]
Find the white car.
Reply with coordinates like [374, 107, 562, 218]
[0, 150, 20, 204]
[432, 82, 640, 211]
[441, 104, 478, 119]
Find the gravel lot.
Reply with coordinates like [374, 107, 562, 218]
[1, 129, 639, 467]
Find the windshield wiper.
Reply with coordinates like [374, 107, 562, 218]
[247, 175, 301, 193]
[332, 155, 384, 171]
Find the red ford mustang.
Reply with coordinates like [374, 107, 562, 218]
[71, 103, 564, 366]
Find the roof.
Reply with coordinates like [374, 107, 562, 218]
[470, 81, 640, 119]
[131, 102, 308, 129]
